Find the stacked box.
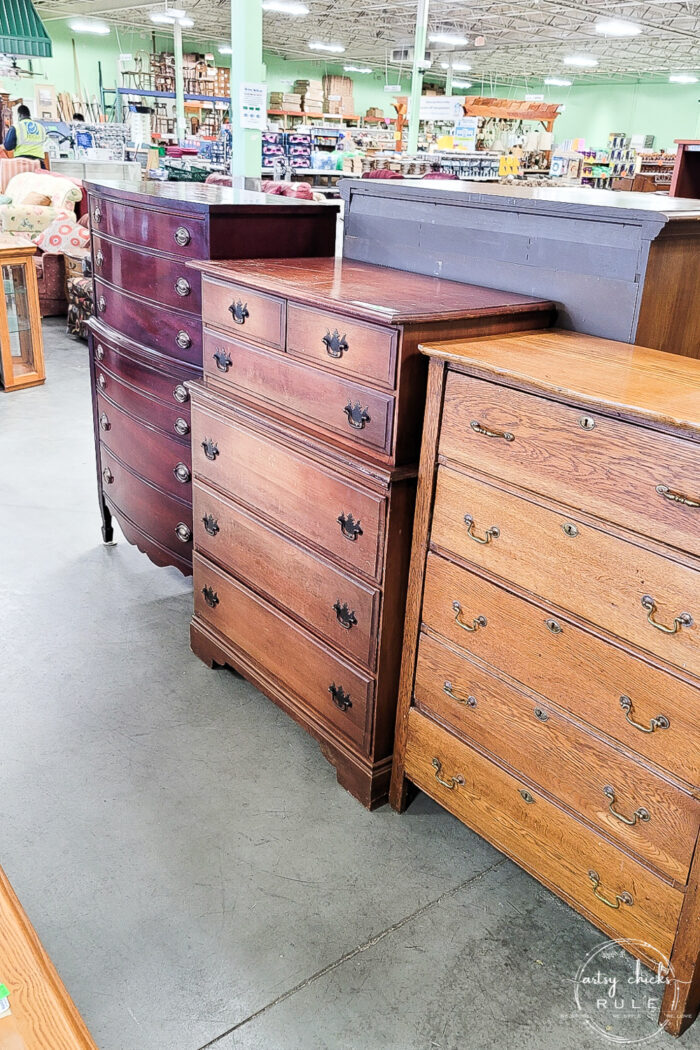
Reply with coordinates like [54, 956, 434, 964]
[322, 74, 354, 115]
[282, 92, 302, 110]
[262, 130, 285, 168]
[269, 91, 284, 109]
[293, 78, 324, 112]
[366, 107, 384, 119]
[285, 130, 311, 169]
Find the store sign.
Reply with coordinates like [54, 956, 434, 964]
[419, 95, 465, 122]
[239, 82, 267, 130]
[454, 116, 478, 151]
[525, 93, 544, 102]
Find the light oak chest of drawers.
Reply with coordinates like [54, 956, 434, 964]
[390, 329, 700, 1036]
[186, 257, 553, 806]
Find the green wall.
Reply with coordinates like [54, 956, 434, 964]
[2, 18, 699, 150]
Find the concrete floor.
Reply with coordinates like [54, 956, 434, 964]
[1, 319, 697, 1050]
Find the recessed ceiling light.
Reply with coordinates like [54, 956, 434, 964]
[440, 60, 471, 71]
[544, 77, 572, 86]
[344, 65, 372, 74]
[150, 12, 176, 23]
[429, 31, 468, 46]
[669, 73, 698, 83]
[262, 0, 309, 13]
[452, 79, 472, 88]
[165, 7, 186, 16]
[68, 18, 110, 34]
[309, 41, 345, 53]
[218, 45, 232, 54]
[595, 19, 641, 37]
[564, 54, 598, 68]
[178, 17, 194, 27]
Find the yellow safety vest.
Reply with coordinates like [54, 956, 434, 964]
[14, 119, 47, 159]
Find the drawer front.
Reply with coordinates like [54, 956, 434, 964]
[89, 194, 207, 258]
[193, 482, 380, 669]
[91, 334, 197, 408]
[100, 446, 193, 555]
[432, 466, 699, 677]
[202, 276, 285, 348]
[404, 709, 683, 958]
[286, 303, 398, 388]
[191, 402, 386, 579]
[96, 366, 191, 444]
[194, 554, 372, 749]
[440, 373, 700, 558]
[414, 632, 699, 883]
[97, 393, 192, 500]
[94, 279, 202, 366]
[92, 236, 202, 315]
[203, 333, 395, 457]
[421, 552, 700, 788]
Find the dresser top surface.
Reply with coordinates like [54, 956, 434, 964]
[84, 180, 334, 215]
[189, 256, 552, 325]
[423, 328, 700, 437]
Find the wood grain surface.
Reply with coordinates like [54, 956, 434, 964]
[202, 277, 285, 349]
[286, 302, 398, 388]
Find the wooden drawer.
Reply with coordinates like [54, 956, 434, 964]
[191, 401, 386, 579]
[439, 373, 700, 558]
[94, 280, 202, 367]
[414, 632, 699, 883]
[91, 334, 196, 407]
[92, 236, 202, 315]
[89, 194, 207, 258]
[96, 367, 191, 444]
[203, 332, 395, 457]
[421, 552, 700, 788]
[193, 481, 381, 669]
[97, 393, 192, 500]
[100, 446, 192, 555]
[431, 466, 699, 677]
[201, 276, 285, 348]
[404, 708, 684, 958]
[193, 554, 372, 750]
[286, 303, 398, 389]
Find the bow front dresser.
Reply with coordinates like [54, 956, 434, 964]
[391, 329, 700, 1037]
[85, 180, 337, 575]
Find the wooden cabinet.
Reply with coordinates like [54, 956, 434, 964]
[86, 180, 338, 574]
[391, 328, 700, 1036]
[188, 256, 554, 806]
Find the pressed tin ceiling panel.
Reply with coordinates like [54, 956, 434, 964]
[34, 0, 700, 82]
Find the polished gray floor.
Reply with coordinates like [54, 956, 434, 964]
[1, 320, 696, 1050]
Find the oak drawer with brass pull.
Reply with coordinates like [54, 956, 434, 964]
[286, 303, 398, 388]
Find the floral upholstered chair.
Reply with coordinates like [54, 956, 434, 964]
[0, 171, 82, 235]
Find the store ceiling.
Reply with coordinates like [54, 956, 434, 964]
[35, 0, 700, 83]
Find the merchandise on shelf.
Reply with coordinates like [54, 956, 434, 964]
[322, 74, 354, 116]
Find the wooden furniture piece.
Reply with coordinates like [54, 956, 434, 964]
[186, 256, 553, 806]
[670, 140, 700, 200]
[391, 329, 700, 1036]
[341, 179, 700, 359]
[0, 235, 45, 392]
[85, 180, 337, 575]
[0, 863, 97, 1050]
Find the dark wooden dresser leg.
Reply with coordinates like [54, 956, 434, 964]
[101, 499, 115, 545]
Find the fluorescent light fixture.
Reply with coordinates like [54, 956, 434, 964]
[308, 41, 345, 53]
[440, 60, 471, 71]
[564, 54, 598, 67]
[150, 12, 176, 23]
[595, 19, 641, 37]
[262, 0, 309, 12]
[428, 31, 468, 46]
[178, 16, 194, 26]
[218, 45, 232, 54]
[344, 65, 372, 74]
[669, 73, 698, 83]
[68, 18, 110, 34]
[544, 76, 572, 86]
[452, 79, 472, 88]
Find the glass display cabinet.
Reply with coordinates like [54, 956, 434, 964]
[0, 236, 45, 391]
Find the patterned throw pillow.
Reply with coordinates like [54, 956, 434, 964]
[34, 216, 90, 255]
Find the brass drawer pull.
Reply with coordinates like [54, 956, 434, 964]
[470, 420, 514, 442]
[603, 785, 650, 826]
[229, 299, 249, 325]
[98, 295, 106, 313]
[173, 462, 191, 484]
[202, 514, 220, 536]
[175, 522, 192, 543]
[337, 512, 362, 542]
[93, 205, 102, 224]
[619, 695, 670, 734]
[328, 683, 352, 711]
[95, 343, 104, 361]
[95, 249, 104, 267]
[323, 329, 348, 359]
[174, 225, 191, 247]
[452, 601, 487, 633]
[175, 277, 191, 297]
[202, 585, 219, 608]
[333, 600, 357, 630]
[213, 348, 232, 372]
[432, 757, 465, 790]
[588, 870, 633, 909]
[174, 417, 190, 437]
[201, 438, 220, 461]
[102, 467, 113, 484]
[656, 484, 699, 508]
[344, 401, 371, 431]
[641, 595, 693, 635]
[176, 330, 192, 350]
[97, 372, 106, 389]
[99, 412, 110, 431]
[463, 514, 499, 544]
[173, 383, 189, 404]
[443, 681, 477, 707]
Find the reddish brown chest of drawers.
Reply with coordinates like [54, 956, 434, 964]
[85, 180, 337, 574]
[187, 256, 554, 806]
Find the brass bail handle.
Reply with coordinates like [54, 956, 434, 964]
[432, 757, 465, 790]
[641, 595, 693, 635]
[470, 420, 514, 442]
[452, 601, 487, 633]
[619, 695, 669, 734]
[588, 870, 634, 910]
[655, 484, 699, 509]
[463, 514, 500, 545]
[602, 785, 650, 826]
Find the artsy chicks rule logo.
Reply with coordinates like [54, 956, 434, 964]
[571, 939, 677, 1044]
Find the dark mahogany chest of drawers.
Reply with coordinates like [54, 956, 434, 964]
[85, 180, 337, 574]
[186, 256, 554, 806]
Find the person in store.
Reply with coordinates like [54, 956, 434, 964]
[3, 104, 48, 167]
[72, 113, 85, 122]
